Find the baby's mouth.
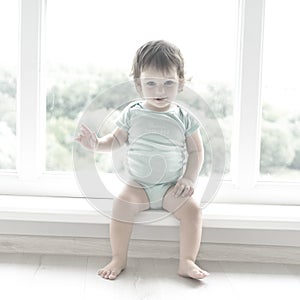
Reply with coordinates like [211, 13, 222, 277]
[154, 97, 167, 101]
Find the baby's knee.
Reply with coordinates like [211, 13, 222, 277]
[112, 197, 138, 213]
[111, 196, 148, 222]
[116, 183, 150, 210]
[111, 199, 137, 223]
[183, 199, 202, 220]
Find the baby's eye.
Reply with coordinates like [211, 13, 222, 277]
[145, 81, 157, 87]
[164, 80, 176, 87]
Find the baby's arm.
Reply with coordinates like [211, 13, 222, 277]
[75, 124, 128, 152]
[173, 130, 204, 197]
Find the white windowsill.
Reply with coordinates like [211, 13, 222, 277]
[1, 172, 300, 206]
[1, 194, 300, 229]
[1, 194, 300, 248]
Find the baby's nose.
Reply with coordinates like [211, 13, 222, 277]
[156, 83, 165, 94]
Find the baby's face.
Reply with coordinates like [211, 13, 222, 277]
[138, 67, 182, 111]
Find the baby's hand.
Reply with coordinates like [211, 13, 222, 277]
[173, 177, 195, 198]
[74, 124, 98, 151]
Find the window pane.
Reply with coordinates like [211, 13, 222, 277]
[0, 1, 18, 170]
[46, 0, 238, 176]
[260, 0, 300, 181]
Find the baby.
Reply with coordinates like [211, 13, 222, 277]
[75, 40, 209, 280]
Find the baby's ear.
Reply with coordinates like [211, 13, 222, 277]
[178, 78, 185, 93]
[134, 78, 142, 95]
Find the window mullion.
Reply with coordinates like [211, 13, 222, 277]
[232, 0, 265, 188]
[17, 0, 43, 180]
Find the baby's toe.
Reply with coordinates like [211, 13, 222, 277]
[109, 271, 117, 280]
[104, 270, 111, 279]
[100, 270, 109, 278]
[192, 270, 206, 279]
[97, 269, 104, 276]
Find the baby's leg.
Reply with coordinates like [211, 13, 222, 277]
[98, 182, 150, 280]
[163, 187, 209, 280]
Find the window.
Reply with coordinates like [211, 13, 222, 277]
[45, 0, 238, 178]
[1, 0, 299, 205]
[260, 0, 300, 182]
[0, 0, 19, 170]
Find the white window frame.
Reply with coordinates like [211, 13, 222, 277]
[0, 0, 299, 206]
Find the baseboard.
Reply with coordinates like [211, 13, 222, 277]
[1, 234, 299, 265]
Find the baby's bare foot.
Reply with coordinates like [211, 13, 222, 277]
[178, 260, 209, 280]
[97, 259, 127, 280]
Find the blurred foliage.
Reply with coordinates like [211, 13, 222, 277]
[0, 68, 16, 134]
[1, 65, 300, 180]
[260, 120, 295, 172]
[287, 115, 300, 170]
[0, 67, 17, 169]
[0, 121, 16, 169]
[260, 102, 300, 174]
[203, 83, 233, 119]
[46, 65, 129, 120]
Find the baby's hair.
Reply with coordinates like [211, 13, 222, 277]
[131, 40, 184, 80]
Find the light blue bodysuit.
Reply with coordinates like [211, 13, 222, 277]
[116, 100, 199, 209]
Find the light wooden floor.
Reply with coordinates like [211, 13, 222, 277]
[1, 253, 300, 300]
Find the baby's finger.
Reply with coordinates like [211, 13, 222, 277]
[172, 182, 180, 195]
[81, 124, 92, 135]
[74, 135, 81, 142]
[90, 135, 98, 149]
[175, 184, 185, 197]
[90, 132, 98, 143]
[79, 127, 87, 136]
[188, 187, 194, 197]
[181, 186, 191, 198]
